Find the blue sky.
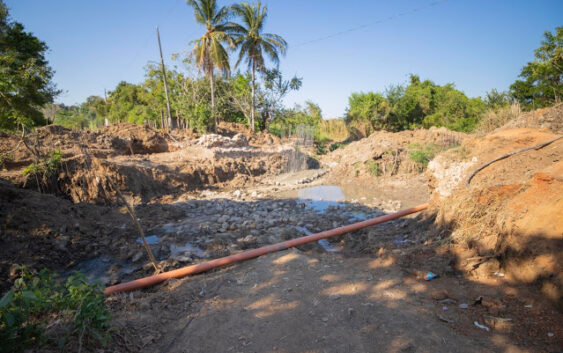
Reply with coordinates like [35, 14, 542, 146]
[5, 0, 562, 118]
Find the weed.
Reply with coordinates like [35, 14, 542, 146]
[0, 153, 12, 169]
[408, 143, 441, 170]
[447, 145, 471, 161]
[315, 143, 327, 155]
[0, 266, 110, 353]
[365, 161, 381, 177]
[23, 150, 62, 178]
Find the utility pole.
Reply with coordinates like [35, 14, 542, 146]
[103, 88, 109, 127]
[156, 26, 174, 130]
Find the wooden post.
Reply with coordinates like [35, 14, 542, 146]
[156, 26, 174, 130]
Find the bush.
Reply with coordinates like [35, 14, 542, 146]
[345, 75, 486, 134]
[329, 142, 344, 152]
[408, 143, 441, 170]
[0, 267, 110, 352]
[315, 142, 327, 155]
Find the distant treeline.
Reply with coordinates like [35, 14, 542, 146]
[38, 26, 563, 138]
[1, 0, 560, 138]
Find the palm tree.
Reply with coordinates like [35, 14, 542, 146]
[187, 0, 235, 132]
[231, 2, 287, 131]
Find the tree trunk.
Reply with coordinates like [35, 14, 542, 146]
[210, 69, 216, 133]
[250, 63, 256, 132]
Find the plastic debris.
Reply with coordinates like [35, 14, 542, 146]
[459, 303, 469, 309]
[484, 315, 512, 322]
[424, 272, 438, 281]
[442, 306, 448, 311]
[439, 298, 457, 304]
[524, 304, 533, 308]
[474, 321, 490, 332]
[547, 332, 554, 337]
[493, 272, 505, 277]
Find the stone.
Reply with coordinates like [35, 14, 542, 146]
[132, 251, 144, 262]
[56, 236, 70, 250]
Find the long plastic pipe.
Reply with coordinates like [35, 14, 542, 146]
[104, 203, 429, 295]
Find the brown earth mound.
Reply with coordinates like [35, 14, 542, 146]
[0, 123, 298, 204]
[427, 127, 563, 307]
[324, 126, 466, 182]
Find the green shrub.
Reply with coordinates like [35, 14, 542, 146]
[408, 143, 441, 169]
[329, 142, 346, 152]
[0, 267, 110, 353]
[315, 142, 327, 155]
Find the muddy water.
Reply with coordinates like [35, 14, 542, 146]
[277, 183, 428, 210]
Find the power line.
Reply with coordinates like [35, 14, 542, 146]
[294, 0, 451, 48]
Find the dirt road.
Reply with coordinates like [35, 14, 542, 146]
[111, 248, 545, 353]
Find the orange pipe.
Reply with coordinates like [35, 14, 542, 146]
[104, 203, 429, 295]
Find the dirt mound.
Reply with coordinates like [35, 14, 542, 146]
[499, 103, 563, 133]
[426, 127, 563, 307]
[429, 128, 562, 198]
[324, 127, 466, 183]
[101, 123, 174, 154]
[217, 121, 281, 146]
[1, 123, 295, 204]
[0, 123, 175, 170]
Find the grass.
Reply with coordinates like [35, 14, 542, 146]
[475, 102, 521, 135]
[318, 119, 349, 142]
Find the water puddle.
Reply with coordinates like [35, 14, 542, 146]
[67, 256, 139, 285]
[169, 242, 208, 260]
[278, 183, 428, 212]
[280, 185, 347, 212]
[136, 235, 160, 245]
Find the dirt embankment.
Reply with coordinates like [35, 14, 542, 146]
[499, 102, 563, 133]
[426, 125, 563, 307]
[0, 123, 305, 204]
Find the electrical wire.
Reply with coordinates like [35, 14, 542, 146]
[294, 0, 451, 48]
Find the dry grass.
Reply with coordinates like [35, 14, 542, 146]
[318, 119, 349, 142]
[434, 188, 509, 249]
[475, 102, 521, 135]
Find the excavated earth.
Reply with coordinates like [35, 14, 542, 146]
[1, 109, 562, 352]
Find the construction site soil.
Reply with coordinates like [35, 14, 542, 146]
[1, 106, 561, 352]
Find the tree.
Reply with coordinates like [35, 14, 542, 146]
[346, 92, 390, 132]
[186, 0, 235, 132]
[231, 2, 287, 131]
[510, 27, 562, 109]
[107, 82, 153, 124]
[0, 0, 59, 130]
[260, 68, 301, 130]
[483, 89, 511, 110]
